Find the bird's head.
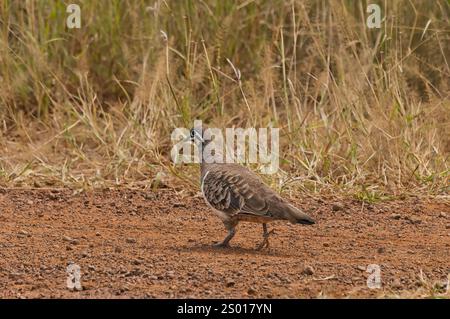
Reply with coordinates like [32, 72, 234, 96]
[185, 127, 204, 144]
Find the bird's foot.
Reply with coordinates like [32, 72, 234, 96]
[256, 229, 275, 250]
[256, 239, 268, 250]
[213, 241, 230, 248]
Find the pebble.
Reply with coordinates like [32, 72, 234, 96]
[332, 203, 344, 212]
[439, 212, 447, 218]
[132, 259, 143, 265]
[406, 216, 422, 224]
[18, 230, 29, 237]
[247, 287, 257, 295]
[63, 236, 79, 244]
[390, 214, 401, 220]
[357, 265, 366, 271]
[226, 280, 235, 287]
[302, 265, 315, 276]
[48, 193, 58, 200]
[392, 278, 402, 289]
[126, 238, 136, 244]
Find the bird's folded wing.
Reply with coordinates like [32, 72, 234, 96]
[203, 169, 274, 218]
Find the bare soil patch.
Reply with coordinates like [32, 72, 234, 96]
[0, 189, 448, 298]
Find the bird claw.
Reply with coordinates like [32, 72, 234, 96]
[256, 239, 269, 250]
[213, 241, 230, 248]
[266, 229, 275, 237]
[256, 227, 275, 250]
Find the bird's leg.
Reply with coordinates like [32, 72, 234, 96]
[256, 223, 275, 250]
[214, 220, 237, 248]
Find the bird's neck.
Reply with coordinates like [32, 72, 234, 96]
[199, 140, 223, 180]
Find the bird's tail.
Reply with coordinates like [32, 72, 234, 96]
[272, 201, 315, 225]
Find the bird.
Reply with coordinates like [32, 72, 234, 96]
[185, 126, 315, 250]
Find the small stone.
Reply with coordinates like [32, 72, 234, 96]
[323, 243, 330, 247]
[63, 236, 79, 245]
[126, 238, 136, 244]
[166, 271, 175, 279]
[357, 265, 366, 271]
[247, 287, 257, 295]
[48, 193, 58, 200]
[18, 230, 29, 237]
[390, 214, 401, 220]
[332, 203, 344, 212]
[445, 224, 450, 229]
[144, 193, 154, 200]
[226, 280, 235, 287]
[302, 265, 315, 276]
[377, 247, 385, 254]
[132, 259, 143, 265]
[406, 216, 421, 224]
[114, 246, 122, 253]
[63, 235, 73, 242]
[438, 212, 447, 218]
[392, 278, 402, 289]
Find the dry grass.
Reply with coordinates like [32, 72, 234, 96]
[0, 0, 449, 199]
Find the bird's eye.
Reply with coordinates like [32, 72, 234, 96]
[190, 130, 195, 138]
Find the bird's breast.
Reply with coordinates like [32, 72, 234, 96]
[201, 170, 230, 221]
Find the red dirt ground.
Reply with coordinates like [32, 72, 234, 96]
[0, 188, 448, 298]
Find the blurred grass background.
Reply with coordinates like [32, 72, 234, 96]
[0, 0, 448, 199]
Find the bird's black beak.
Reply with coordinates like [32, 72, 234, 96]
[184, 130, 204, 143]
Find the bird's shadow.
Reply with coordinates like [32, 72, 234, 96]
[174, 243, 291, 258]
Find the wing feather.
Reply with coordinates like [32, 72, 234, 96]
[202, 168, 276, 220]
